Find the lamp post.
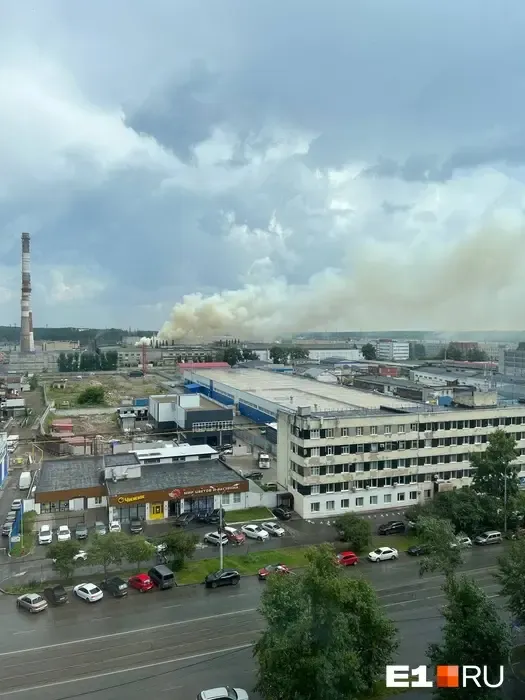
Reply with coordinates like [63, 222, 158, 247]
[219, 505, 224, 569]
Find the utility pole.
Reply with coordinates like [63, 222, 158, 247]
[219, 505, 224, 570]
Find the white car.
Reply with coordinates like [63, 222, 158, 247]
[11, 499, 22, 511]
[368, 546, 399, 562]
[261, 521, 286, 537]
[204, 532, 229, 546]
[197, 688, 249, 700]
[109, 520, 121, 533]
[241, 524, 270, 541]
[38, 525, 52, 545]
[73, 583, 103, 603]
[451, 535, 472, 549]
[53, 550, 88, 564]
[56, 525, 71, 542]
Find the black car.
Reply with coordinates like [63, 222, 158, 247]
[245, 471, 263, 481]
[173, 512, 195, 527]
[44, 584, 68, 605]
[129, 518, 143, 534]
[196, 508, 225, 524]
[407, 544, 428, 557]
[100, 576, 128, 597]
[377, 521, 406, 535]
[272, 507, 292, 521]
[204, 569, 240, 589]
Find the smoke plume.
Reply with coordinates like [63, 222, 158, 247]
[135, 337, 152, 346]
[157, 226, 525, 340]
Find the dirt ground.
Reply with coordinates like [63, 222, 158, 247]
[47, 374, 163, 408]
[71, 413, 120, 434]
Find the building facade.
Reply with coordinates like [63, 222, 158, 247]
[499, 346, 525, 378]
[277, 404, 525, 519]
[0, 433, 9, 485]
[376, 340, 410, 361]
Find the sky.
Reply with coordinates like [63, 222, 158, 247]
[3, 1, 525, 336]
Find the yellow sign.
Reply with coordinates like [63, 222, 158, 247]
[117, 494, 145, 504]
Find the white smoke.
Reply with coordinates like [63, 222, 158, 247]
[157, 226, 525, 340]
[135, 336, 152, 346]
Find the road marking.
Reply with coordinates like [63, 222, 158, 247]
[92, 617, 111, 622]
[162, 604, 182, 609]
[12, 632, 33, 636]
[383, 587, 500, 608]
[0, 643, 255, 695]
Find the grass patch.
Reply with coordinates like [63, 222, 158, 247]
[225, 507, 274, 523]
[3, 580, 43, 595]
[9, 534, 36, 558]
[370, 534, 418, 552]
[178, 545, 310, 584]
[511, 644, 525, 663]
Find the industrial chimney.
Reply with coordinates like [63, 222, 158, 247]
[20, 232, 34, 353]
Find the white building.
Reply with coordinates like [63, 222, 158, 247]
[376, 339, 410, 361]
[276, 403, 525, 519]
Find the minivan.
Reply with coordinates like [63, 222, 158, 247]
[474, 530, 502, 545]
[148, 564, 175, 589]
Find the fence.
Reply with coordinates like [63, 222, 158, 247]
[234, 428, 276, 456]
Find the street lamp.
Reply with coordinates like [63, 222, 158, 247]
[218, 505, 224, 569]
[504, 465, 508, 534]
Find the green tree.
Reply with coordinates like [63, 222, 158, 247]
[269, 346, 288, 364]
[415, 516, 463, 578]
[254, 544, 398, 700]
[466, 348, 488, 362]
[162, 530, 199, 571]
[288, 347, 309, 362]
[29, 375, 39, 390]
[471, 429, 519, 501]
[87, 532, 126, 580]
[496, 538, 525, 625]
[222, 347, 243, 367]
[410, 343, 426, 360]
[125, 536, 156, 571]
[242, 348, 258, 360]
[333, 513, 371, 553]
[47, 540, 82, 580]
[428, 575, 510, 700]
[361, 343, 376, 360]
[406, 488, 499, 536]
[77, 386, 105, 405]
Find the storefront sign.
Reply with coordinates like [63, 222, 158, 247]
[117, 494, 146, 504]
[168, 481, 247, 500]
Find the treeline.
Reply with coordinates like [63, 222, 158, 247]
[57, 351, 118, 372]
[0, 327, 157, 345]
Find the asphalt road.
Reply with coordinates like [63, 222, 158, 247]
[0, 545, 509, 700]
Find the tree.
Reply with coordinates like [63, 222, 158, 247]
[332, 513, 371, 553]
[410, 343, 426, 360]
[162, 531, 199, 571]
[466, 348, 488, 362]
[361, 343, 376, 360]
[29, 375, 39, 390]
[415, 516, 463, 578]
[428, 575, 510, 700]
[125, 536, 156, 571]
[496, 538, 525, 626]
[242, 348, 258, 361]
[288, 347, 309, 362]
[47, 540, 82, 580]
[471, 429, 519, 501]
[269, 346, 288, 364]
[222, 347, 243, 367]
[406, 488, 499, 536]
[87, 533, 126, 580]
[77, 386, 105, 405]
[254, 544, 398, 700]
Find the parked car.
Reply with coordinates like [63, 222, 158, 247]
[336, 551, 359, 566]
[75, 523, 88, 540]
[474, 530, 503, 545]
[204, 569, 240, 588]
[204, 532, 229, 547]
[197, 688, 248, 700]
[258, 563, 291, 580]
[173, 512, 195, 527]
[260, 522, 286, 537]
[451, 535, 472, 548]
[196, 509, 225, 524]
[100, 576, 128, 597]
[94, 521, 107, 536]
[244, 471, 263, 481]
[128, 573, 154, 592]
[73, 583, 103, 603]
[407, 544, 428, 557]
[223, 526, 246, 545]
[148, 564, 175, 589]
[2, 522, 13, 537]
[272, 506, 292, 521]
[11, 499, 22, 511]
[44, 584, 68, 605]
[109, 520, 121, 533]
[16, 593, 48, 613]
[53, 550, 88, 565]
[129, 518, 143, 534]
[56, 525, 71, 542]
[377, 521, 405, 536]
[368, 547, 399, 562]
[5, 511, 17, 523]
[241, 524, 269, 541]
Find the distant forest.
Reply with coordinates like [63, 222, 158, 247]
[0, 327, 156, 345]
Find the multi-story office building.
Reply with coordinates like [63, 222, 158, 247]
[376, 339, 410, 362]
[499, 345, 525, 378]
[277, 403, 525, 519]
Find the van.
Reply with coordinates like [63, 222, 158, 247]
[148, 564, 175, 589]
[474, 530, 502, 546]
[18, 471, 31, 490]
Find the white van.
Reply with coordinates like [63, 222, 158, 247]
[18, 471, 31, 490]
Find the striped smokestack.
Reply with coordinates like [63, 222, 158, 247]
[20, 232, 34, 353]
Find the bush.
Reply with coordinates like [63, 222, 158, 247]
[77, 386, 105, 405]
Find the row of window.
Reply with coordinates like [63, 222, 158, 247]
[221, 493, 242, 505]
[309, 490, 432, 512]
[142, 454, 213, 464]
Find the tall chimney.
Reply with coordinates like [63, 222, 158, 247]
[20, 232, 34, 353]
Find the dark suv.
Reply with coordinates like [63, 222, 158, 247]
[173, 512, 195, 528]
[196, 508, 225, 525]
[377, 521, 405, 535]
[129, 518, 143, 534]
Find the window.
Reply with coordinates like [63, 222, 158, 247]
[355, 497, 364, 507]
[370, 426, 378, 435]
[326, 501, 335, 511]
[341, 481, 349, 491]
[310, 502, 320, 513]
[384, 425, 392, 435]
[410, 423, 418, 432]
[325, 428, 335, 438]
[311, 466, 320, 476]
[383, 494, 392, 503]
[369, 495, 378, 505]
[326, 465, 335, 475]
[340, 499, 350, 508]
[233, 493, 241, 504]
[310, 429, 320, 439]
[424, 489, 431, 498]
[356, 427, 363, 436]
[311, 485, 320, 495]
[409, 491, 418, 500]
[341, 428, 349, 437]
[222, 494, 231, 505]
[310, 447, 320, 457]
[397, 492, 405, 502]
[398, 424, 405, 433]
[326, 484, 335, 493]
[93, 496, 103, 505]
[326, 446, 334, 456]
[341, 446, 350, 454]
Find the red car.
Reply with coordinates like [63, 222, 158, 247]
[223, 526, 246, 545]
[258, 563, 291, 580]
[128, 573, 154, 592]
[336, 551, 359, 567]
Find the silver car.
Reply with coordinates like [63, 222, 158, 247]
[94, 521, 107, 536]
[16, 593, 48, 613]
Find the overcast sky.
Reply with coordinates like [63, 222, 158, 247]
[3, 1, 525, 332]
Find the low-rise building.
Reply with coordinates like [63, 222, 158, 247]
[352, 375, 454, 405]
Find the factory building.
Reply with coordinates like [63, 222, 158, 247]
[376, 339, 410, 361]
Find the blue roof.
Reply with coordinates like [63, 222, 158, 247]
[185, 383, 201, 390]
